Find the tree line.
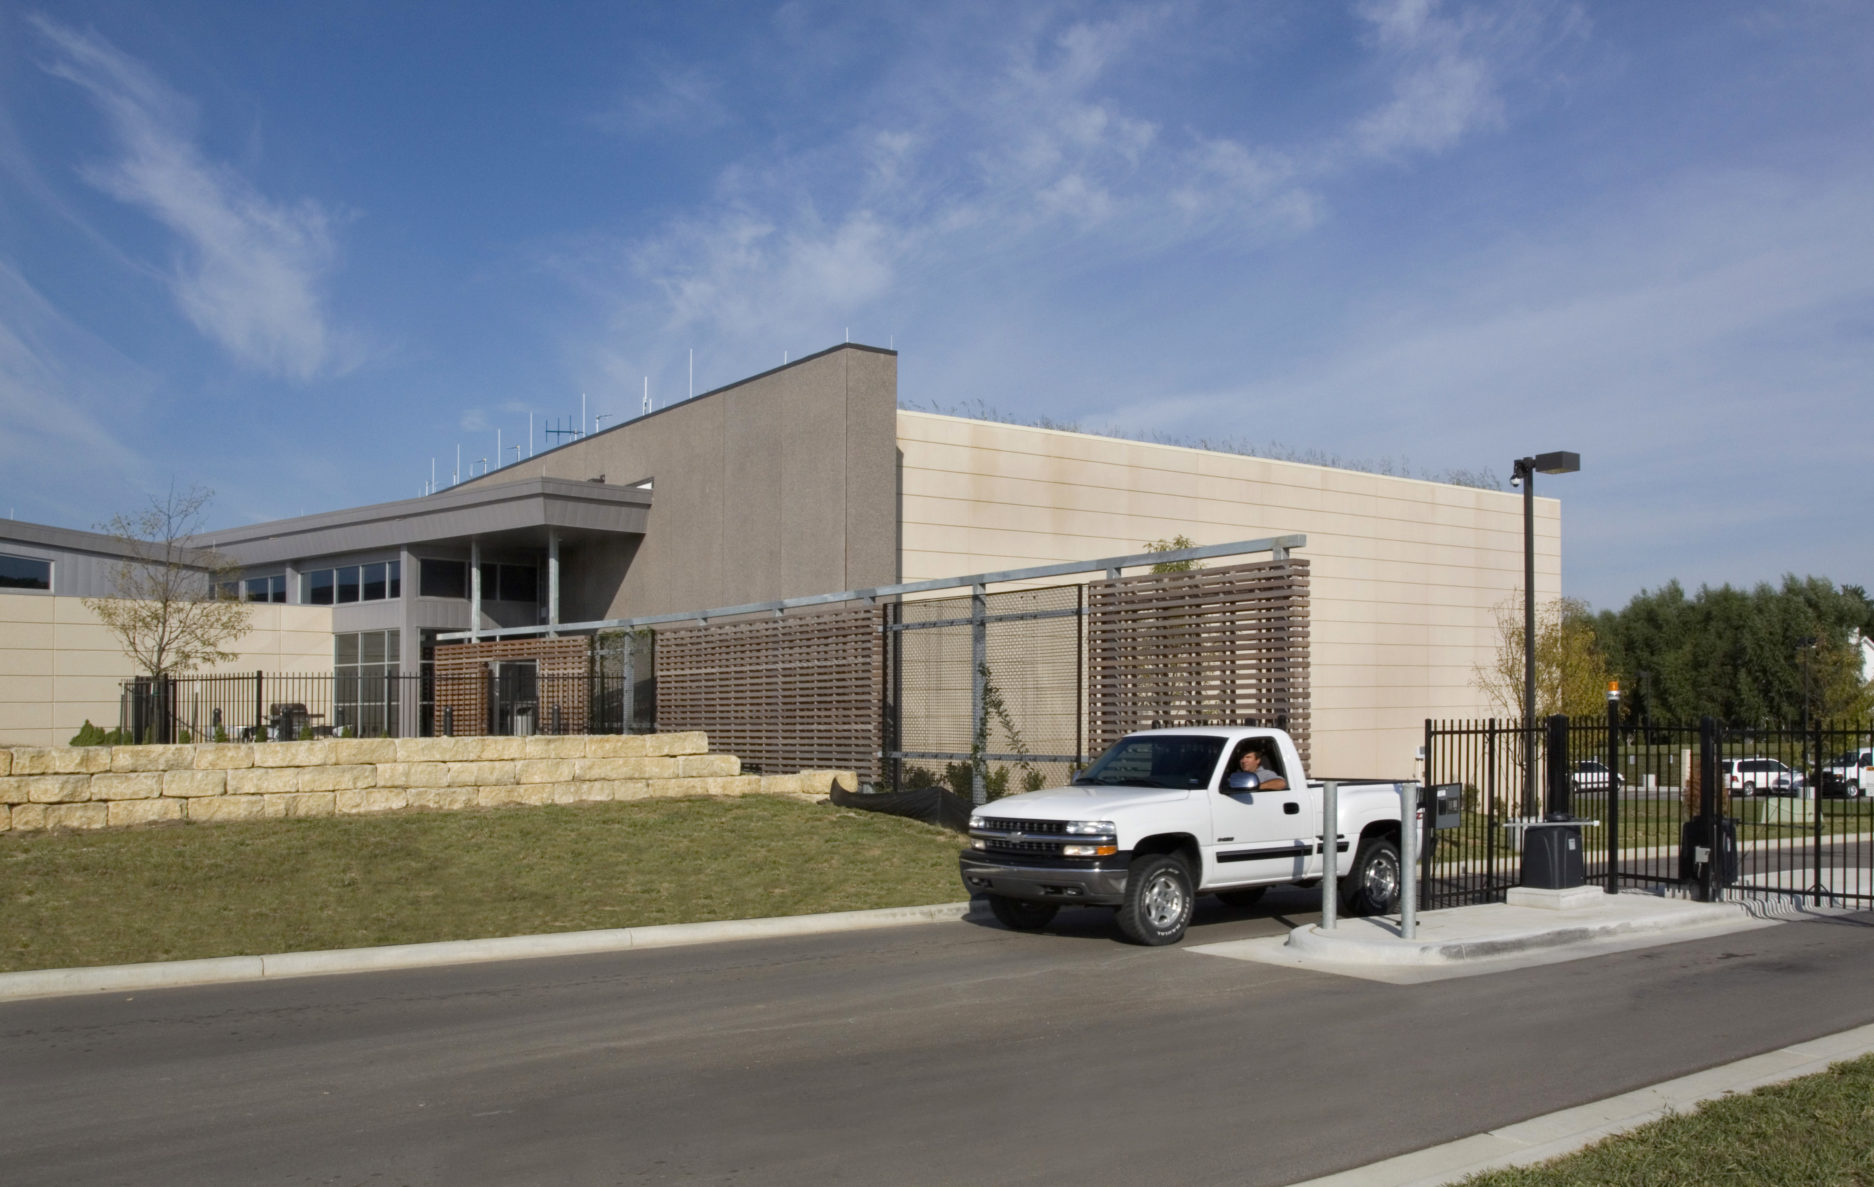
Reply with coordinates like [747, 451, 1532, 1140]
[1479, 577, 1874, 726]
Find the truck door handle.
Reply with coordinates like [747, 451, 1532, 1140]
[1284, 802, 1300, 815]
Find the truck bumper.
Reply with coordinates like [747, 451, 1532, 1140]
[958, 854, 1129, 907]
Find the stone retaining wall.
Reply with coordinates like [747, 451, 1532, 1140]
[0, 735, 857, 833]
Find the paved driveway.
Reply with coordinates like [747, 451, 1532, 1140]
[4, 891, 1872, 1186]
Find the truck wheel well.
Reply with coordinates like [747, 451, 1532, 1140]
[1133, 833, 1200, 874]
[1359, 821, 1400, 849]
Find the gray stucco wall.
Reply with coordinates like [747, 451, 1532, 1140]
[460, 344, 900, 618]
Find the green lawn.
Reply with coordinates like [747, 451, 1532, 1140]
[1437, 796, 1872, 861]
[0, 797, 966, 973]
[1459, 1054, 1874, 1185]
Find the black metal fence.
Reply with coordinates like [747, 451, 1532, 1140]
[120, 669, 647, 743]
[1423, 712, 1874, 910]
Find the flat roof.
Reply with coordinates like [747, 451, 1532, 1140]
[0, 519, 222, 567]
[196, 476, 653, 567]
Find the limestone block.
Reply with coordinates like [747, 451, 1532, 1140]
[45, 802, 109, 830]
[0, 777, 29, 805]
[24, 774, 93, 804]
[797, 769, 860, 794]
[329, 738, 397, 765]
[265, 792, 337, 818]
[337, 788, 409, 814]
[522, 735, 589, 759]
[0, 803, 8, 830]
[11, 747, 110, 775]
[446, 761, 517, 787]
[226, 767, 301, 796]
[644, 732, 709, 757]
[11, 804, 47, 831]
[714, 775, 763, 797]
[372, 762, 451, 789]
[109, 799, 184, 827]
[575, 757, 676, 781]
[298, 764, 378, 793]
[394, 737, 471, 763]
[518, 759, 577, 784]
[92, 772, 165, 801]
[188, 796, 269, 823]
[405, 787, 480, 812]
[160, 769, 227, 799]
[253, 740, 332, 768]
[597, 779, 651, 802]
[678, 754, 740, 778]
[0, 749, 10, 777]
[478, 784, 553, 807]
[472, 737, 527, 761]
[583, 734, 651, 758]
[647, 778, 708, 800]
[192, 744, 254, 770]
[111, 744, 195, 772]
[758, 773, 803, 795]
[547, 781, 602, 804]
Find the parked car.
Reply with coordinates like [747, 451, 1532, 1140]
[1570, 759, 1623, 795]
[1720, 756, 1804, 796]
[1821, 748, 1874, 798]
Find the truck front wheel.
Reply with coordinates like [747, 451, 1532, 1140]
[1341, 836, 1401, 917]
[1115, 854, 1195, 945]
[987, 895, 1058, 932]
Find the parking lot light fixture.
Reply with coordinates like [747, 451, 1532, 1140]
[1512, 451, 1581, 818]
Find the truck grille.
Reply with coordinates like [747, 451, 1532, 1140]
[982, 837, 1064, 856]
[979, 819, 1066, 835]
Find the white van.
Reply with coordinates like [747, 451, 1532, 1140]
[1823, 748, 1873, 798]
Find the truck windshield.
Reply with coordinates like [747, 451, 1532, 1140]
[1073, 735, 1227, 790]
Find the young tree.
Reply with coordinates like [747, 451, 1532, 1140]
[1475, 595, 1613, 720]
[84, 485, 253, 680]
[1144, 534, 1202, 573]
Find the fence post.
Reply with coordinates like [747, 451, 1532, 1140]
[1699, 716, 1719, 903]
[1606, 686, 1621, 894]
[970, 583, 987, 806]
[1420, 719, 1435, 906]
[1812, 719, 1824, 906]
[1546, 715, 1570, 817]
[253, 670, 263, 742]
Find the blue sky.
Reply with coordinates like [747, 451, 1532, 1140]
[1, 1, 1869, 610]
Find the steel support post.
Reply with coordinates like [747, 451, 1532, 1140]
[1320, 781, 1339, 930]
[1399, 780, 1418, 939]
[1606, 687, 1621, 894]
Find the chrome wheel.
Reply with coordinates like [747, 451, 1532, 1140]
[1361, 846, 1399, 904]
[1142, 870, 1188, 930]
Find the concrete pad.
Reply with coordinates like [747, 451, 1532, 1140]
[1186, 888, 1846, 983]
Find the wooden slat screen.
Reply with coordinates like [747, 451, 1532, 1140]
[1087, 558, 1311, 765]
[432, 637, 591, 736]
[655, 606, 883, 777]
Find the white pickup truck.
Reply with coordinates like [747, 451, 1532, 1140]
[958, 726, 1420, 945]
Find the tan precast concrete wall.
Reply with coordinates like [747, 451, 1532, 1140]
[460, 344, 900, 618]
[896, 412, 1562, 779]
[0, 595, 334, 747]
[0, 734, 857, 833]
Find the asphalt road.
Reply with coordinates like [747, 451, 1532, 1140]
[6, 892, 1874, 1187]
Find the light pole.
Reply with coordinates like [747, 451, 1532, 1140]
[1512, 451, 1580, 817]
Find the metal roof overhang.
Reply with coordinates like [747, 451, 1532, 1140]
[197, 478, 652, 568]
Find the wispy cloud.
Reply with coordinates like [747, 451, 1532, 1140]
[30, 15, 354, 381]
[590, 54, 731, 136]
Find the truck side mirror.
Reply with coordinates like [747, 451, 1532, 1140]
[1224, 771, 1257, 792]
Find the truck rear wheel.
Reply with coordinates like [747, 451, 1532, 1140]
[1341, 836, 1400, 917]
[987, 895, 1058, 932]
[1116, 854, 1194, 945]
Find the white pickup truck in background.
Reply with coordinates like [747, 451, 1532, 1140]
[1823, 747, 1874, 797]
[958, 726, 1422, 945]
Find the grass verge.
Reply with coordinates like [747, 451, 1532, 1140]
[0, 797, 965, 973]
[1459, 1054, 1874, 1185]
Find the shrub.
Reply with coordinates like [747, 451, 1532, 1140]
[69, 720, 129, 747]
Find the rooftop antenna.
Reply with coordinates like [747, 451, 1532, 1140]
[845, 326, 849, 342]
[509, 444, 521, 464]
[595, 413, 613, 431]
[496, 429, 502, 469]
[528, 411, 534, 458]
[455, 444, 460, 486]
[643, 376, 650, 416]
[475, 456, 488, 476]
[688, 348, 693, 399]
[783, 350, 788, 363]
[581, 393, 587, 439]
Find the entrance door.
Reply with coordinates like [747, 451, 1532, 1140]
[490, 661, 539, 735]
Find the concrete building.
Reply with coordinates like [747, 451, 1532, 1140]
[1, 342, 1560, 772]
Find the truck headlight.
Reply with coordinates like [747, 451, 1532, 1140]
[1063, 820, 1116, 836]
[1062, 843, 1119, 857]
[969, 814, 986, 831]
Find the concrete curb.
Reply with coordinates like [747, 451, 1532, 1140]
[1285, 1019, 1874, 1186]
[1283, 900, 1750, 967]
[0, 901, 982, 1003]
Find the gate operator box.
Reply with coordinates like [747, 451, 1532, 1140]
[1423, 782, 1463, 831]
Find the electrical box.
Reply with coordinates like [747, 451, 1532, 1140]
[1422, 782, 1463, 831]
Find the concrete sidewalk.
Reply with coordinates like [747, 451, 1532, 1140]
[1190, 885, 1852, 982]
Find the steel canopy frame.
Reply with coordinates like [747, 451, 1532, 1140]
[438, 534, 1307, 643]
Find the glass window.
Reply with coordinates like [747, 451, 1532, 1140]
[337, 565, 361, 604]
[388, 560, 402, 598]
[1073, 734, 1227, 790]
[362, 562, 387, 602]
[479, 562, 500, 600]
[216, 581, 240, 600]
[360, 630, 386, 664]
[335, 632, 360, 665]
[305, 569, 335, 605]
[502, 564, 539, 603]
[420, 559, 466, 598]
[0, 554, 52, 591]
[244, 574, 284, 603]
[272, 575, 287, 603]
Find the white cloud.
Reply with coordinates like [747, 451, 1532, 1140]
[30, 16, 353, 381]
[591, 55, 730, 136]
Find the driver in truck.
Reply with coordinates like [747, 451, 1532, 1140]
[1232, 742, 1287, 790]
